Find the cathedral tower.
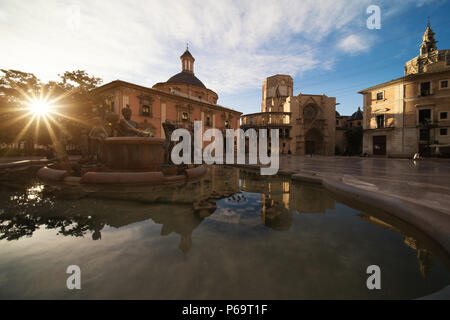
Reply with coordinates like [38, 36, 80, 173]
[420, 21, 437, 56]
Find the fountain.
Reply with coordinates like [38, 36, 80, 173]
[36, 107, 206, 185]
[102, 137, 165, 172]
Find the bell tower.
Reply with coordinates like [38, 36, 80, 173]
[180, 45, 195, 74]
[420, 20, 437, 56]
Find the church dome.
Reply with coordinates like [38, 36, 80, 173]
[167, 71, 206, 88]
[349, 107, 363, 121]
[165, 48, 207, 89]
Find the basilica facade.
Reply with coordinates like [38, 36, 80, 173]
[241, 75, 336, 155]
[94, 49, 241, 140]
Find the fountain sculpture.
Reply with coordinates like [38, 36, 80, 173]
[36, 107, 206, 185]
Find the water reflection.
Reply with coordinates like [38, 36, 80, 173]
[0, 166, 448, 281]
[358, 213, 434, 278]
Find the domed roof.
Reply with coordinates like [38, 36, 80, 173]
[167, 71, 206, 88]
[349, 107, 363, 121]
[335, 111, 341, 117]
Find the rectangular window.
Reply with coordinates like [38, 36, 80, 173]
[376, 92, 384, 101]
[182, 112, 189, 121]
[440, 112, 448, 120]
[441, 80, 449, 89]
[419, 109, 431, 124]
[441, 128, 448, 136]
[205, 116, 211, 126]
[420, 82, 431, 96]
[142, 105, 151, 117]
[376, 115, 385, 128]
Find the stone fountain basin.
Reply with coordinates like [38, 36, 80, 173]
[102, 137, 165, 172]
[37, 165, 207, 185]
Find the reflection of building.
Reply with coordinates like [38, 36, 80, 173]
[359, 23, 450, 157]
[289, 182, 335, 214]
[95, 48, 241, 138]
[240, 172, 292, 230]
[358, 214, 433, 277]
[241, 75, 336, 155]
[240, 171, 336, 215]
[198, 166, 240, 197]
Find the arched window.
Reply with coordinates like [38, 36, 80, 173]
[303, 104, 319, 122]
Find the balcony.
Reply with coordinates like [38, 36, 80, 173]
[241, 112, 291, 128]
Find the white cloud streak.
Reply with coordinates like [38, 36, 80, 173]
[336, 34, 372, 54]
[0, 0, 435, 98]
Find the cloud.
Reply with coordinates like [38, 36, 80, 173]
[336, 34, 372, 54]
[0, 0, 438, 97]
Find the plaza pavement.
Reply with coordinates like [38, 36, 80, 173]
[279, 155, 450, 212]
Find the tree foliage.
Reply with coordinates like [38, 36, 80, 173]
[344, 126, 363, 155]
[0, 69, 107, 155]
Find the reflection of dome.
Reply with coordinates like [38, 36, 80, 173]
[349, 107, 363, 121]
[167, 71, 206, 88]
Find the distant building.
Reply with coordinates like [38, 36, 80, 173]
[241, 75, 336, 155]
[347, 107, 363, 128]
[95, 48, 241, 139]
[335, 111, 349, 154]
[335, 108, 363, 155]
[359, 23, 450, 157]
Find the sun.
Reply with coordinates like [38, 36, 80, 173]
[28, 100, 52, 116]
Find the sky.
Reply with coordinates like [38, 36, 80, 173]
[1, 0, 449, 116]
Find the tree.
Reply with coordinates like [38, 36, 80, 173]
[345, 126, 363, 155]
[0, 69, 43, 153]
[53, 70, 110, 148]
[0, 69, 106, 155]
[0, 69, 41, 106]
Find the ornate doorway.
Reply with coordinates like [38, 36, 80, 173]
[305, 128, 323, 155]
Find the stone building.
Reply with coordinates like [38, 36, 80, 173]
[359, 23, 450, 157]
[347, 107, 363, 128]
[241, 75, 336, 155]
[335, 108, 363, 154]
[94, 48, 241, 140]
[335, 111, 349, 154]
